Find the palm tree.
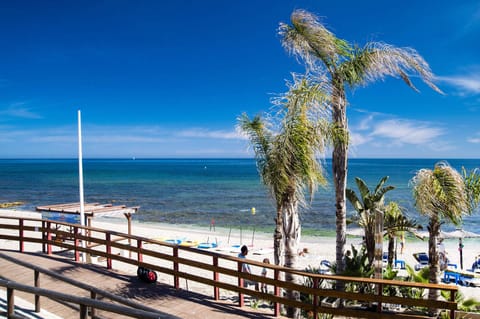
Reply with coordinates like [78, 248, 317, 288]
[383, 201, 420, 267]
[410, 161, 468, 306]
[279, 9, 442, 275]
[463, 167, 480, 213]
[346, 176, 395, 266]
[239, 76, 329, 318]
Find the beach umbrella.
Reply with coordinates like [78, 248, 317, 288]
[412, 230, 451, 240]
[442, 229, 480, 270]
[442, 229, 480, 239]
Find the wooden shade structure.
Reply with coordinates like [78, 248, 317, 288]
[36, 202, 139, 237]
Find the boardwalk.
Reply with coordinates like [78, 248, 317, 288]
[0, 250, 278, 319]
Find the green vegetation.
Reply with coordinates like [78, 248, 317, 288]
[346, 176, 395, 266]
[383, 201, 420, 267]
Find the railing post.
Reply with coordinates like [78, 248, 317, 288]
[42, 220, 46, 253]
[74, 226, 80, 262]
[19, 219, 24, 252]
[238, 261, 244, 307]
[450, 289, 456, 319]
[47, 221, 52, 255]
[274, 269, 280, 317]
[80, 304, 88, 319]
[137, 239, 143, 263]
[34, 270, 40, 312]
[90, 291, 97, 318]
[376, 282, 383, 313]
[213, 255, 219, 300]
[173, 247, 179, 289]
[313, 277, 319, 319]
[106, 233, 112, 269]
[7, 287, 15, 317]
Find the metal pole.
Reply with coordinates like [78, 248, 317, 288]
[78, 110, 86, 263]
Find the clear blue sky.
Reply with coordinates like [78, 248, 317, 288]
[1, 0, 479, 158]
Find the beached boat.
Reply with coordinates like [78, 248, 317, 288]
[197, 242, 217, 249]
[180, 240, 198, 247]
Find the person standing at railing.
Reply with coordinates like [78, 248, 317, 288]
[238, 245, 259, 291]
[261, 258, 270, 293]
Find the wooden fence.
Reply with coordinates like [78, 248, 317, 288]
[0, 215, 459, 319]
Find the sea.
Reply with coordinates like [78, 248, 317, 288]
[1, 158, 479, 235]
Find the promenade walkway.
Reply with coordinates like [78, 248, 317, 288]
[0, 250, 278, 319]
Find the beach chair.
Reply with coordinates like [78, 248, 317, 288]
[319, 260, 332, 275]
[413, 252, 429, 270]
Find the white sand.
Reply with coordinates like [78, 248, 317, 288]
[1, 209, 480, 300]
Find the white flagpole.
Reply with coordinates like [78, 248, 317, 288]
[78, 110, 86, 262]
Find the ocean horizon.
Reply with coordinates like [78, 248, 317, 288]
[1, 158, 479, 235]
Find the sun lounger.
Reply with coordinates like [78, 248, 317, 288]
[413, 252, 429, 270]
[443, 268, 480, 287]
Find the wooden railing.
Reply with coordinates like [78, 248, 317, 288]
[0, 216, 458, 319]
[0, 252, 175, 319]
[0, 278, 165, 319]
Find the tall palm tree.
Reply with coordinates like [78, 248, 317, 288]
[411, 161, 468, 305]
[239, 76, 329, 318]
[346, 176, 395, 266]
[279, 9, 442, 275]
[383, 201, 420, 267]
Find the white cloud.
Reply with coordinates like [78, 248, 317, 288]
[0, 102, 43, 119]
[468, 133, 480, 144]
[176, 128, 244, 140]
[437, 74, 480, 95]
[357, 114, 374, 131]
[350, 131, 372, 146]
[371, 119, 444, 145]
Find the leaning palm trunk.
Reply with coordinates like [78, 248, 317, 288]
[332, 78, 348, 277]
[427, 216, 441, 314]
[283, 199, 301, 318]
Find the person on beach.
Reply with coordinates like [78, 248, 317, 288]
[261, 258, 270, 293]
[238, 245, 259, 290]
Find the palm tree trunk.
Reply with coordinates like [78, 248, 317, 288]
[364, 224, 376, 267]
[332, 77, 348, 279]
[283, 200, 300, 318]
[427, 216, 441, 315]
[274, 207, 284, 266]
[387, 236, 395, 267]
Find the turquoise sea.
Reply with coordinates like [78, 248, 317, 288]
[1, 158, 479, 234]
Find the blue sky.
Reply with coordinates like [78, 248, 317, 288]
[1, 0, 479, 158]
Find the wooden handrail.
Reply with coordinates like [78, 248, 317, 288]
[0, 278, 166, 319]
[0, 216, 459, 319]
[0, 252, 167, 315]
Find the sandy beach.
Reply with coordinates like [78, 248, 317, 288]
[1, 209, 480, 301]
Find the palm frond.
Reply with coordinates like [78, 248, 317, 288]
[349, 42, 444, 94]
[355, 177, 370, 201]
[463, 167, 480, 213]
[411, 161, 468, 225]
[346, 188, 362, 213]
[279, 10, 352, 73]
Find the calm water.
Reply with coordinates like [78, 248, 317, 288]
[1, 158, 479, 234]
